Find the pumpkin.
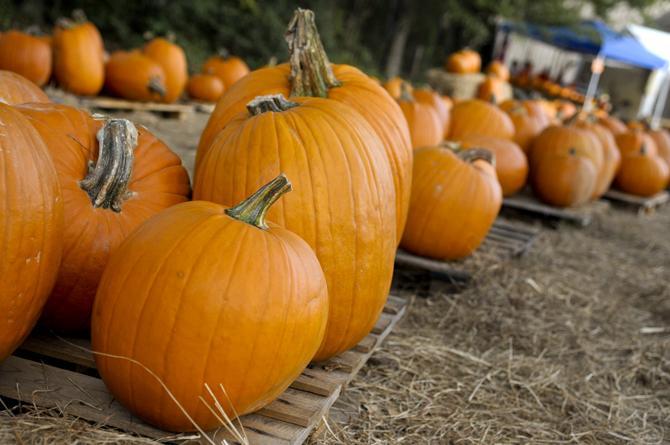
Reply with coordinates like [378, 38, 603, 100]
[529, 126, 600, 207]
[105, 50, 167, 102]
[414, 87, 450, 138]
[486, 60, 509, 81]
[502, 102, 546, 153]
[194, 93, 396, 361]
[0, 103, 63, 361]
[383, 76, 409, 99]
[573, 119, 621, 198]
[202, 50, 250, 89]
[0, 70, 50, 104]
[186, 74, 225, 102]
[143, 37, 188, 103]
[449, 99, 514, 140]
[599, 115, 627, 135]
[615, 130, 658, 158]
[460, 136, 528, 196]
[197, 8, 412, 243]
[555, 100, 577, 121]
[400, 146, 501, 260]
[53, 12, 105, 95]
[398, 83, 443, 149]
[648, 128, 670, 169]
[615, 144, 669, 196]
[92, 174, 329, 431]
[0, 30, 52, 86]
[477, 76, 506, 103]
[17, 104, 191, 332]
[445, 49, 481, 74]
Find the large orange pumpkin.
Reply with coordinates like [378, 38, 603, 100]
[398, 84, 443, 149]
[460, 136, 528, 196]
[648, 128, 670, 169]
[486, 60, 509, 81]
[573, 119, 621, 198]
[0, 30, 52, 86]
[615, 130, 657, 158]
[17, 104, 191, 332]
[92, 175, 328, 432]
[202, 50, 250, 89]
[105, 50, 167, 102]
[143, 37, 188, 103]
[615, 144, 669, 196]
[186, 74, 225, 102]
[413, 87, 450, 137]
[529, 126, 600, 207]
[449, 99, 514, 140]
[0, 70, 50, 104]
[197, 8, 412, 243]
[53, 12, 105, 95]
[400, 146, 501, 260]
[194, 94, 396, 361]
[0, 103, 63, 361]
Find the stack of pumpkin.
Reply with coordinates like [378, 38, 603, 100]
[445, 49, 513, 103]
[0, 12, 250, 104]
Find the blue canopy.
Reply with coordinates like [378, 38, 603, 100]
[499, 20, 668, 70]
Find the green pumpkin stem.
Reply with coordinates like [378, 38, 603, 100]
[226, 174, 292, 230]
[441, 142, 496, 167]
[79, 119, 138, 212]
[247, 94, 299, 115]
[286, 8, 341, 98]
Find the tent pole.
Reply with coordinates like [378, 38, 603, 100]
[651, 71, 670, 129]
[583, 56, 604, 114]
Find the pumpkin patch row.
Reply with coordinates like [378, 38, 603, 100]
[0, 12, 250, 103]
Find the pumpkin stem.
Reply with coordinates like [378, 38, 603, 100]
[147, 76, 166, 98]
[458, 148, 496, 167]
[399, 82, 414, 101]
[217, 47, 231, 59]
[225, 174, 292, 230]
[286, 8, 341, 98]
[79, 119, 138, 212]
[57, 9, 87, 29]
[247, 94, 299, 115]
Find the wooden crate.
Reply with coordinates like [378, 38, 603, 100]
[394, 218, 539, 282]
[502, 189, 609, 227]
[602, 190, 669, 215]
[2, 296, 408, 445]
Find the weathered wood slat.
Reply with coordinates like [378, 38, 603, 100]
[603, 190, 669, 214]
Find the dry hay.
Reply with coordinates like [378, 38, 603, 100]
[312, 206, 670, 444]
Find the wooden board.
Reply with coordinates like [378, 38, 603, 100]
[7, 295, 408, 445]
[502, 189, 609, 227]
[394, 218, 539, 282]
[602, 190, 669, 215]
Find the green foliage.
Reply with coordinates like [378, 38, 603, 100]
[0, 0, 662, 79]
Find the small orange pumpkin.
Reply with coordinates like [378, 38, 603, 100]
[413, 87, 450, 138]
[486, 61, 509, 81]
[0, 70, 50, 104]
[477, 75, 506, 103]
[202, 50, 250, 89]
[502, 102, 546, 153]
[0, 30, 52, 86]
[143, 37, 188, 103]
[445, 49, 481, 74]
[449, 99, 514, 140]
[383, 76, 408, 99]
[186, 74, 225, 102]
[615, 144, 669, 197]
[460, 136, 528, 196]
[401, 146, 501, 260]
[398, 83, 443, 149]
[105, 50, 167, 102]
[615, 130, 657, 158]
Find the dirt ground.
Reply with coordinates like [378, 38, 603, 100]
[1, 110, 669, 444]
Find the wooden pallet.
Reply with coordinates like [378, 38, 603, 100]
[602, 190, 669, 215]
[78, 97, 196, 119]
[502, 189, 609, 227]
[394, 218, 539, 282]
[2, 296, 407, 445]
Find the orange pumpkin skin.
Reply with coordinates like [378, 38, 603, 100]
[477, 76, 505, 103]
[461, 136, 528, 196]
[529, 126, 599, 207]
[400, 146, 502, 260]
[105, 51, 167, 102]
[445, 49, 481, 74]
[398, 96, 444, 149]
[615, 130, 658, 158]
[486, 61, 509, 81]
[91, 184, 329, 432]
[17, 103, 191, 332]
[196, 64, 412, 242]
[615, 148, 669, 197]
[503, 104, 545, 153]
[449, 99, 515, 140]
[202, 54, 250, 89]
[0, 70, 50, 104]
[648, 129, 670, 168]
[599, 115, 627, 135]
[383, 76, 409, 99]
[194, 96, 396, 361]
[574, 120, 621, 198]
[0, 104, 63, 361]
[186, 74, 225, 102]
[414, 88, 450, 137]
[53, 20, 105, 95]
[0, 31, 52, 86]
[143, 38, 188, 103]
